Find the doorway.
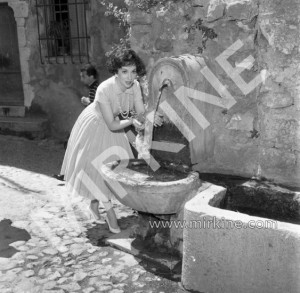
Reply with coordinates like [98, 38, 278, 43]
[0, 3, 24, 106]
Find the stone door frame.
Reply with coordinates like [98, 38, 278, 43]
[0, 0, 32, 109]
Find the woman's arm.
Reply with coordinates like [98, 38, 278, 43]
[99, 102, 133, 131]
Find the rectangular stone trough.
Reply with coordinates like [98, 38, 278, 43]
[182, 183, 300, 293]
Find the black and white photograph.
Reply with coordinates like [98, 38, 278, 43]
[0, 0, 299, 292]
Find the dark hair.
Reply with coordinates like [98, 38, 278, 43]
[106, 49, 146, 77]
[80, 64, 98, 79]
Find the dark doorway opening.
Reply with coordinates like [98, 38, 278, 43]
[0, 3, 24, 106]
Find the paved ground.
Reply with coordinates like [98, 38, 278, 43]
[0, 134, 185, 293]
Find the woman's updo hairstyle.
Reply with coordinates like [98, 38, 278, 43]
[106, 48, 146, 77]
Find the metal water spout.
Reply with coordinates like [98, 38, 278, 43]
[155, 78, 172, 112]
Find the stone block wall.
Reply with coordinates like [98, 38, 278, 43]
[127, 0, 300, 188]
[257, 0, 300, 187]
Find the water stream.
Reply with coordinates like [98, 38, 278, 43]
[134, 81, 170, 170]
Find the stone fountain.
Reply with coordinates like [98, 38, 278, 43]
[101, 55, 300, 293]
[101, 54, 212, 256]
[101, 54, 213, 217]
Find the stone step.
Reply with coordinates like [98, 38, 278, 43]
[0, 114, 50, 139]
[0, 106, 25, 117]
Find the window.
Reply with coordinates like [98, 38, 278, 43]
[35, 0, 90, 64]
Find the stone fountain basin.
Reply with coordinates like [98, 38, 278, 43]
[101, 159, 201, 214]
[182, 180, 300, 293]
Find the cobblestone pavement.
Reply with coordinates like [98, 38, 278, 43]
[0, 135, 185, 293]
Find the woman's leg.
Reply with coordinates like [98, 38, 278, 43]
[88, 199, 106, 224]
[89, 199, 101, 218]
[102, 200, 120, 232]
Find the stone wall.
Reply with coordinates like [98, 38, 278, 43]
[127, 0, 300, 188]
[18, 0, 125, 138]
[257, 0, 300, 188]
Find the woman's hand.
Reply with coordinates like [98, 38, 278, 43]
[132, 118, 145, 132]
[154, 112, 164, 127]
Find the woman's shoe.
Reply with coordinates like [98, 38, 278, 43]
[52, 174, 65, 181]
[88, 206, 106, 224]
[105, 216, 121, 234]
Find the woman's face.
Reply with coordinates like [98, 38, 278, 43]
[116, 65, 137, 90]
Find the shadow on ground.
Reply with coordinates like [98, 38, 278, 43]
[0, 135, 65, 177]
[0, 219, 31, 258]
[0, 175, 45, 194]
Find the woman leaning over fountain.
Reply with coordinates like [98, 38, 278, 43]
[61, 49, 162, 233]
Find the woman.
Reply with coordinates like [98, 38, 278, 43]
[61, 49, 148, 233]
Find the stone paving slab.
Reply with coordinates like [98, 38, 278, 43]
[106, 228, 181, 273]
[106, 229, 140, 256]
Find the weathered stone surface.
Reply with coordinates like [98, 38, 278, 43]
[258, 147, 300, 187]
[205, 0, 260, 22]
[131, 24, 152, 35]
[42, 248, 58, 255]
[261, 92, 294, 109]
[82, 288, 95, 293]
[132, 274, 140, 282]
[15, 17, 25, 27]
[97, 285, 113, 291]
[48, 271, 62, 281]
[109, 289, 124, 293]
[18, 245, 29, 251]
[60, 282, 81, 291]
[213, 133, 259, 176]
[226, 0, 258, 20]
[207, 0, 225, 22]
[9, 241, 26, 247]
[127, 9, 153, 25]
[260, 79, 295, 109]
[192, 0, 208, 5]
[112, 272, 129, 282]
[101, 258, 112, 264]
[259, 0, 299, 54]
[10, 2, 29, 18]
[26, 255, 39, 260]
[259, 147, 296, 170]
[274, 67, 298, 84]
[259, 107, 299, 151]
[24, 270, 35, 278]
[56, 245, 68, 253]
[73, 271, 88, 282]
[12, 277, 41, 293]
[57, 277, 68, 285]
[226, 112, 255, 131]
[0, 258, 18, 271]
[154, 38, 173, 52]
